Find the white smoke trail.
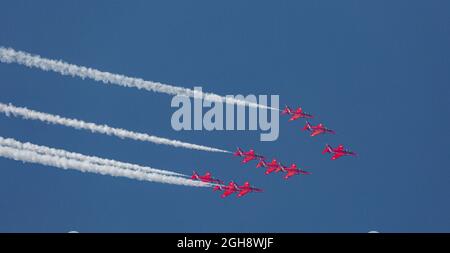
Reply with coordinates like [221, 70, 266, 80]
[0, 47, 279, 111]
[0, 143, 210, 187]
[0, 102, 230, 153]
[0, 136, 185, 177]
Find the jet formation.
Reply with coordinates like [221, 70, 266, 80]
[192, 104, 356, 198]
[281, 105, 356, 160]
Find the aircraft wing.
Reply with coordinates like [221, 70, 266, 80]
[284, 174, 293, 180]
[237, 189, 251, 197]
[284, 172, 296, 179]
[331, 153, 344, 160]
[289, 114, 301, 121]
[221, 189, 235, 198]
[265, 167, 277, 175]
[311, 129, 323, 136]
[242, 156, 255, 163]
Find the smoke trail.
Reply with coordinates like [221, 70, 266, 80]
[0, 102, 230, 153]
[0, 136, 185, 177]
[0, 47, 279, 111]
[0, 143, 209, 187]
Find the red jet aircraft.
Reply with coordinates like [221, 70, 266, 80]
[191, 171, 223, 184]
[213, 181, 262, 198]
[213, 181, 239, 198]
[279, 163, 311, 180]
[234, 147, 264, 163]
[322, 144, 357, 160]
[281, 105, 313, 121]
[256, 159, 283, 175]
[302, 121, 335, 137]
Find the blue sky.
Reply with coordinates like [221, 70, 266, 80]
[0, 1, 449, 232]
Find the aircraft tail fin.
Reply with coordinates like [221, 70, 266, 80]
[191, 171, 198, 179]
[322, 144, 332, 154]
[281, 105, 291, 114]
[233, 147, 243, 156]
[256, 160, 265, 168]
[303, 121, 312, 131]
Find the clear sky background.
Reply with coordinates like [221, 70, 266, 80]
[0, 1, 449, 232]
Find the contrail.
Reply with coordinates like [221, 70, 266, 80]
[0, 140, 210, 188]
[0, 102, 230, 153]
[0, 136, 185, 177]
[0, 47, 279, 111]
